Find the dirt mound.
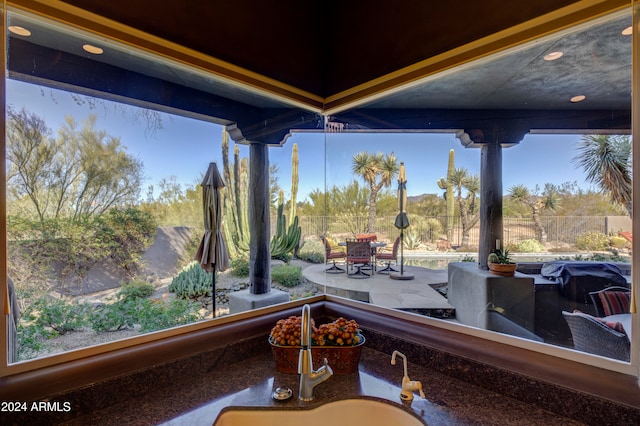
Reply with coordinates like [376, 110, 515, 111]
[57, 227, 194, 296]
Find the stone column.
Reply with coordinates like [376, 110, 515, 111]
[479, 140, 503, 270]
[249, 142, 271, 294]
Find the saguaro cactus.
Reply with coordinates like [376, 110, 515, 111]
[271, 191, 301, 260]
[437, 149, 455, 243]
[221, 129, 250, 258]
[289, 143, 298, 225]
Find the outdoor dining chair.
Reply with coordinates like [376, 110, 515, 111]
[376, 236, 400, 274]
[322, 236, 346, 273]
[346, 239, 372, 278]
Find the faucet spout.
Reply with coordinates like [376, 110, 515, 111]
[298, 304, 333, 401]
[391, 350, 424, 401]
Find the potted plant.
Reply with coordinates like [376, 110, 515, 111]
[487, 248, 518, 276]
[269, 315, 365, 374]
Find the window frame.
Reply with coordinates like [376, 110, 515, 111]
[1, 0, 637, 379]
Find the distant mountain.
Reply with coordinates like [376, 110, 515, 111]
[407, 193, 439, 203]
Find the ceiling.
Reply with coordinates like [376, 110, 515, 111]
[6, 1, 632, 144]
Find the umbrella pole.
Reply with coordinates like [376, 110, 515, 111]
[400, 229, 404, 275]
[212, 263, 216, 318]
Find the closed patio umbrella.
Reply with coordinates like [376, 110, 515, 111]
[391, 162, 414, 280]
[195, 162, 230, 317]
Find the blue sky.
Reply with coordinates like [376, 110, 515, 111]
[7, 80, 594, 202]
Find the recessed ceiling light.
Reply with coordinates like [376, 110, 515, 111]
[544, 51, 563, 61]
[570, 95, 586, 103]
[83, 44, 104, 55]
[8, 26, 31, 37]
[622, 26, 633, 36]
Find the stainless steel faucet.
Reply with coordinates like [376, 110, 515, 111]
[298, 304, 333, 401]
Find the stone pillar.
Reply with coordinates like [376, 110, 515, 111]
[479, 140, 503, 270]
[249, 142, 271, 294]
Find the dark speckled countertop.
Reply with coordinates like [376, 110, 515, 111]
[58, 347, 583, 426]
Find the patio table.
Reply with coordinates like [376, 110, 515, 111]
[339, 241, 386, 272]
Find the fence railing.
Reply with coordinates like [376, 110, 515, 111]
[284, 215, 622, 248]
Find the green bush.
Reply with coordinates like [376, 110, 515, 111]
[31, 297, 91, 335]
[297, 240, 325, 263]
[16, 323, 50, 361]
[90, 297, 203, 333]
[119, 280, 155, 301]
[271, 251, 292, 262]
[575, 231, 610, 251]
[422, 218, 443, 242]
[169, 261, 213, 299]
[514, 239, 545, 253]
[17, 296, 91, 360]
[136, 298, 203, 333]
[90, 299, 139, 332]
[272, 264, 303, 287]
[231, 257, 250, 277]
[95, 207, 157, 271]
[7, 207, 156, 293]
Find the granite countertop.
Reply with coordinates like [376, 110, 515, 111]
[60, 347, 584, 426]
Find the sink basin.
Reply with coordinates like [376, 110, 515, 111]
[213, 398, 425, 426]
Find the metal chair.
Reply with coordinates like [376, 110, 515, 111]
[346, 239, 372, 278]
[376, 236, 400, 274]
[562, 311, 630, 361]
[322, 236, 346, 273]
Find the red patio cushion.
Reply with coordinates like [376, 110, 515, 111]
[573, 310, 626, 334]
[598, 291, 631, 316]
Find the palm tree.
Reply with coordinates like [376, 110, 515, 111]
[451, 168, 480, 247]
[509, 184, 560, 244]
[572, 135, 632, 217]
[352, 151, 399, 232]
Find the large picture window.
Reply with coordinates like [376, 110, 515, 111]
[2, 5, 636, 376]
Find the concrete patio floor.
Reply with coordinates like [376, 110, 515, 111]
[302, 262, 455, 318]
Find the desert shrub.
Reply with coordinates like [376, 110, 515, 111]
[459, 255, 476, 262]
[456, 245, 478, 252]
[119, 280, 155, 301]
[136, 298, 203, 333]
[422, 218, 444, 242]
[169, 261, 213, 299]
[575, 231, 609, 251]
[409, 216, 443, 243]
[17, 296, 91, 360]
[30, 297, 91, 335]
[90, 297, 203, 333]
[514, 239, 545, 253]
[271, 251, 292, 263]
[297, 240, 324, 263]
[90, 299, 139, 332]
[231, 257, 250, 277]
[609, 235, 627, 249]
[7, 207, 156, 296]
[94, 207, 157, 272]
[16, 322, 50, 361]
[272, 264, 303, 287]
